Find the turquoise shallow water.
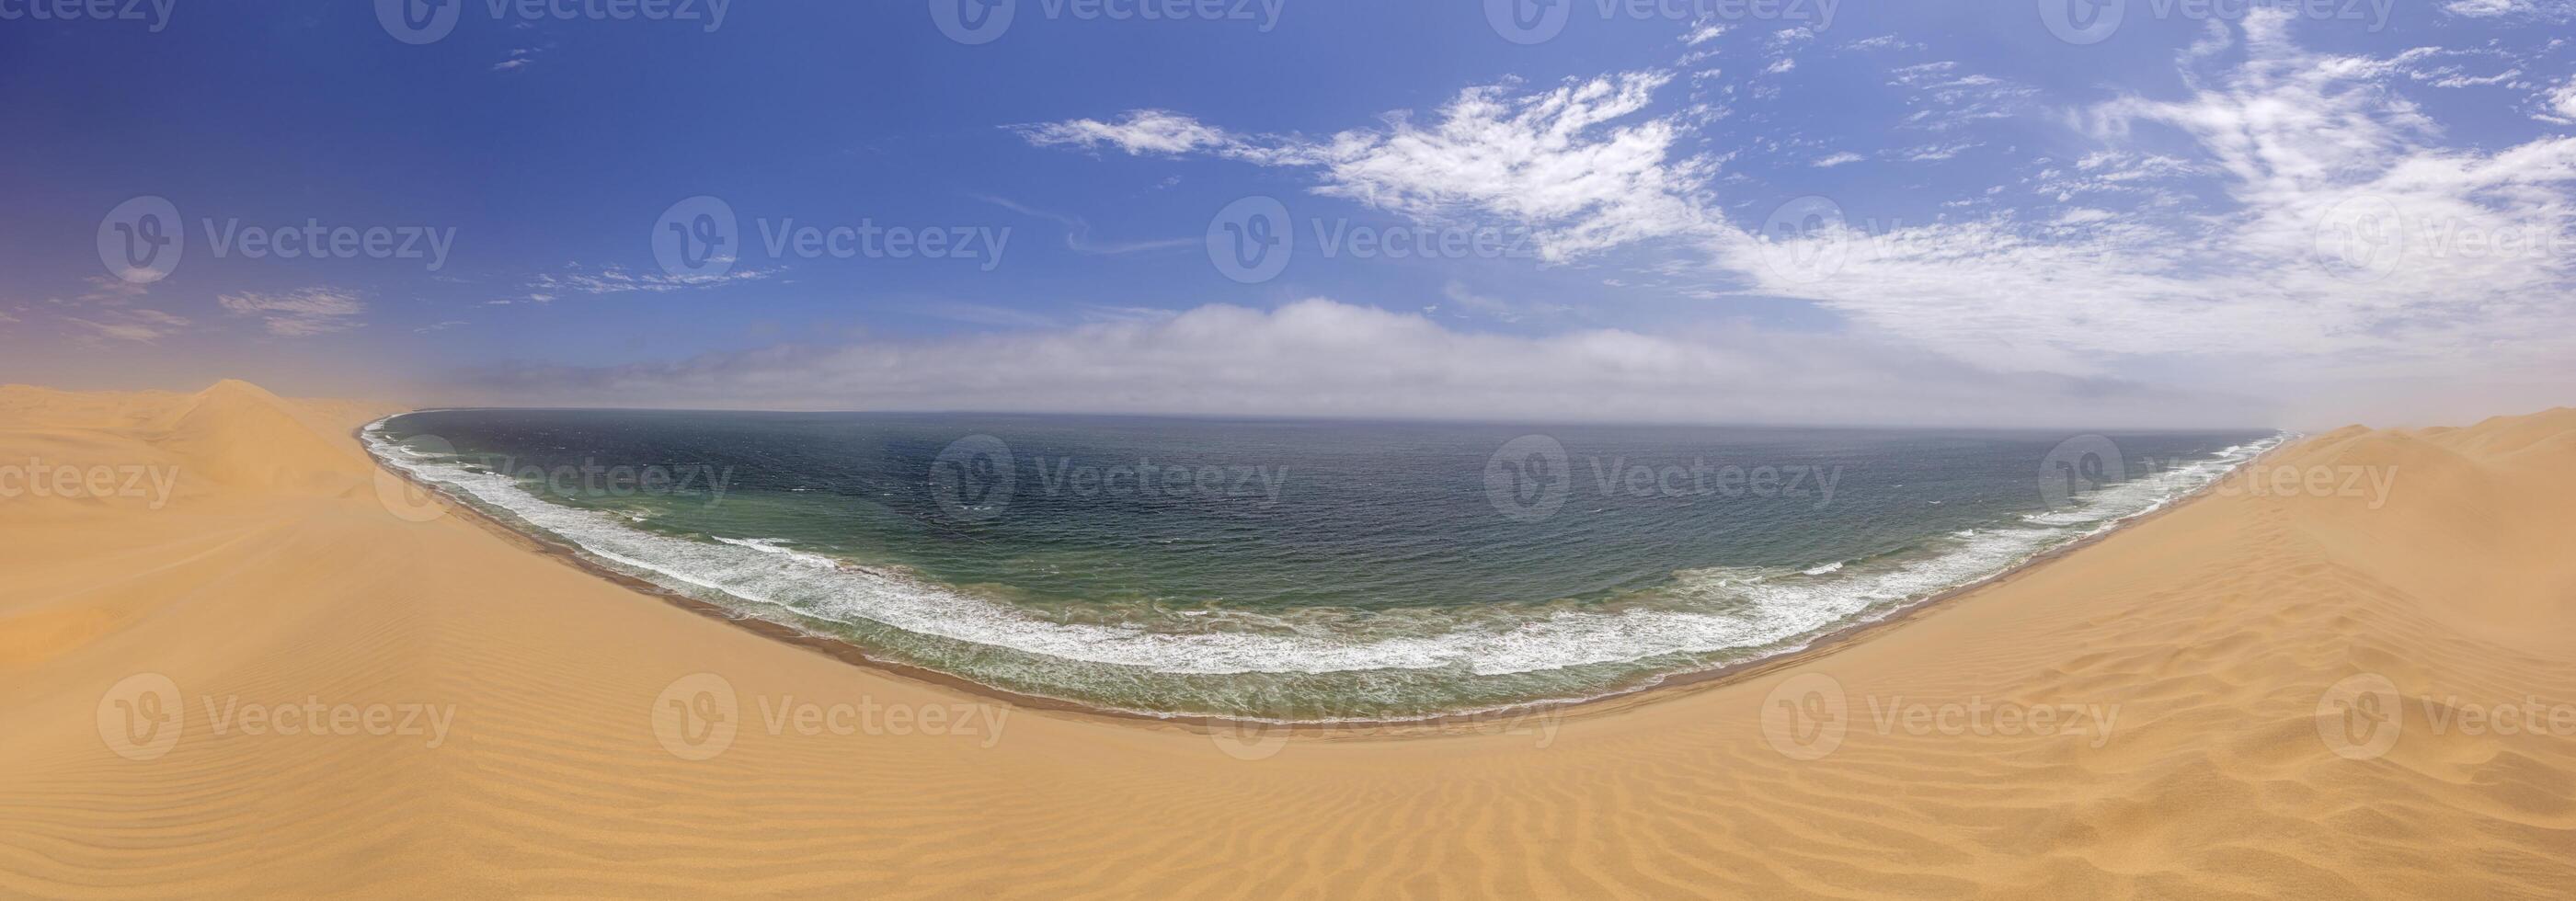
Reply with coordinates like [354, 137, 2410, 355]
[367, 410, 2277, 720]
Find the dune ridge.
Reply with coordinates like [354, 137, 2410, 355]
[0, 382, 2569, 898]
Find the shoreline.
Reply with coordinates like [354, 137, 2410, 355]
[359, 416, 2293, 736]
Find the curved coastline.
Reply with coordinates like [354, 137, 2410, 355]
[360, 413, 2291, 729]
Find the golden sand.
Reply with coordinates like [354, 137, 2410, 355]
[1, 381, 2570, 897]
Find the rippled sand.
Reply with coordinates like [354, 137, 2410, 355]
[2, 380, 2570, 897]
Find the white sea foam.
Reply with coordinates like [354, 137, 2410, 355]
[364, 420, 2281, 688]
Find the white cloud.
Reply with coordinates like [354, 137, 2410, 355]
[67, 308, 189, 343]
[1012, 109, 1239, 156]
[49, 277, 188, 343]
[2543, 76, 2576, 122]
[1712, 10, 2576, 383]
[1812, 152, 1865, 167]
[525, 264, 773, 299]
[1015, 15, 2573, 422]
[2440, 0, 2574, 18]
[1020, 73, 1716, 262]
[218, 288, 366, 336]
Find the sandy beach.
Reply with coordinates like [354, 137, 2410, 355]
[2, 380, 2570, 898]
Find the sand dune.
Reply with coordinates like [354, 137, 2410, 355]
[0, 382, 2570, 898]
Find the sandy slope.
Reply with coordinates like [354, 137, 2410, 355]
[0, 381, 2569, 898]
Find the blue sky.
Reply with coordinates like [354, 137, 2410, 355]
[3, 0, 2571, 427]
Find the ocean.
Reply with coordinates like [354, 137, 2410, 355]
[364, 410, 2279, 721]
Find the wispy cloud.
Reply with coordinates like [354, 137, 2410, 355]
[492, 47, 543, 72]
[522, 264, 773, 300]
[218, 288, 367, 336]
[1018, 72, 1717, 262]
[50, 277, 188, 343]
[67, 308, 189, 344]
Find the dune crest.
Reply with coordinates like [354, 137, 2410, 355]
[0, 383, 2570, 898]
[145, 380, 377, 496]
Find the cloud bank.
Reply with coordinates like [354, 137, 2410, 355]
[449, 298, 2265, 428]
